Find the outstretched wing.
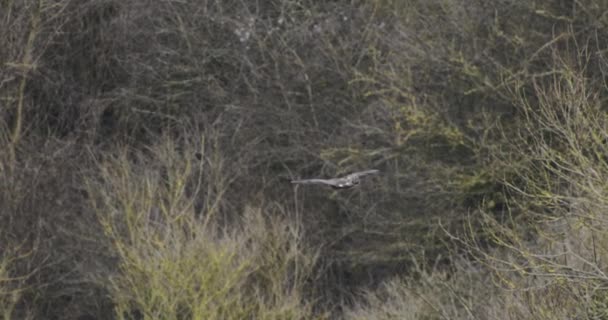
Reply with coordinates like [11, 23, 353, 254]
[347, 169, 380, 179]
[291, 178, 336, 186]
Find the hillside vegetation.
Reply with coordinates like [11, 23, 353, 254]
[3, 0, 608, 319]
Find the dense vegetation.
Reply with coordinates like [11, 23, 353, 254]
[3, 0, 608, 319]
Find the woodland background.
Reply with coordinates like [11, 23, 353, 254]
[3, 0, 608, 319]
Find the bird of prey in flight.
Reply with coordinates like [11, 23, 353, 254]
[291, 170, 380, 189]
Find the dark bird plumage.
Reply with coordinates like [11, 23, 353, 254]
[291, 170, 380, 189]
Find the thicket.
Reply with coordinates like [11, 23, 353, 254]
[2, 0, 608, 319]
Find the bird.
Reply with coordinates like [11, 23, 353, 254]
[291, 169, 380, 189]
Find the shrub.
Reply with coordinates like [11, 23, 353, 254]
[86, 136, 319, 319]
